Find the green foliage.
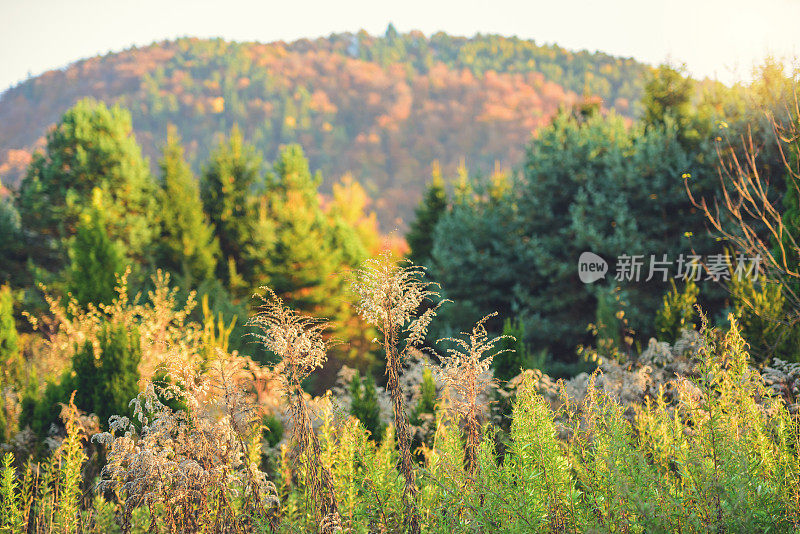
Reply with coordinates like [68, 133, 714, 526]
[431, 174, 535, 342]
[414, 367, 437, 419]
[17, 98, 156, 271]
[0, 285, 23, 442]
[20, 372, 68, 440]
[200, 125, 262, 293]
[0, 452, 24, 530]
[594, 285, 625, 349]
[643, 64, 694, 130]
[655, 278, 699, 342]
[349, 370, 385, 441]
[262, 413, 284, 449]
[407, 165, 448, 266]
[254, 145, 368, 345]
[0, 284, 20, 373]
[0, 195, 27, 287]
[255, 145, 342, 311]
[53, 395, 87, 532]
[433, 92, 725, 362]
[72, 322, 142, 428]
[492, 318, 532, 382]
[65, 198, 125, 308]
[730, 275, 800, 362]
[156, 127, 220, 284]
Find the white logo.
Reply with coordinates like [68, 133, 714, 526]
[578, 252, 608, 284]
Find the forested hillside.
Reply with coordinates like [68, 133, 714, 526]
[0, 28, 650, 227]
[3, 15, 800, 530]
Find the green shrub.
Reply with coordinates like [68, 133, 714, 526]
[72, 322, 141, 428]
[730, 274, 800, 362]
[349, 369, 385, 441]
[655, 277, 698, 342]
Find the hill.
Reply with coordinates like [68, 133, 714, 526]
[0, 28, 651, 228]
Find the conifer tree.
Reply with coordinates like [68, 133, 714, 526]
[406, 162, 448, 267]
[17, 98, 156, 268]
[655, 278, 699, 343]
[349, 370, 384, 440]
[253, 145, 355, 321]
[201, 125, 262, 293]
[0, 194, 26, 287]
[411, 367, 436, 421]
[65, 193, 125, 308]
[72, 322, 141, 428]
[492, 318, 531, 382]
[0, 285, 23, 393]
[156, 127, 219, 284]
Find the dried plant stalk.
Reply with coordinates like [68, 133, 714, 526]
[438, 313, 510, 476]
[248, 288, 341, 532]
[351, 254, 443, 534]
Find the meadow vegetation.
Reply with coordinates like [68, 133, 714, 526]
[1, 37, 800, 533]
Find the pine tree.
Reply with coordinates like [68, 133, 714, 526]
[0, 194, 27, 287]
[642, 64, 699, 146]
[65, 192, 125, 308]
[72, 322, 141, 428]
[412, 367, 436, 419]
[655, 278, 699, 343]
[492, 318, 532, 382]
[349, 370, 385, 440]
[156, 126, 219, 284]
[0, 285, 23, 394]
[252, 145, 351, 320]
[406, 162, 448, 266]
[17, 98, 156, 269]
[201, 125, 262, 293]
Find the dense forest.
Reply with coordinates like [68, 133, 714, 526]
[2, 27, 800, 533]
[0, 28, 650, 227]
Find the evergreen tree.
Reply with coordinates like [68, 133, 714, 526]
[0, 285, 23, 390]
[253, 145, 356, 321]
[0, 194, 27, 287]
[17, 98, 156, 270]
[200, 125, 262, 293]
[431, 173, 536, 341]
[406, 163, 448, 267]
[349, 370, 385, 440]
[65, 193, 125, 308]
[432, 107, 720, 362]
[412, 367, 436, 419]
[642, 64, 699, 145]
[492, 318, 532, 382]
[655, 278, 699, 343]
[72, 322, 142, 428]
[156, 127, 219, 284]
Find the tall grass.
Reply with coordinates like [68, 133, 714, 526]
[2, 264, 799, 533]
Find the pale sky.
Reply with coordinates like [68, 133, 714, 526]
[0, 0, 798, 93]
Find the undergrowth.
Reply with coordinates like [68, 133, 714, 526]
[1, 264, 799, 533]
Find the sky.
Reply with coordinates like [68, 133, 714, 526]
[0, 0, 798, 92]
